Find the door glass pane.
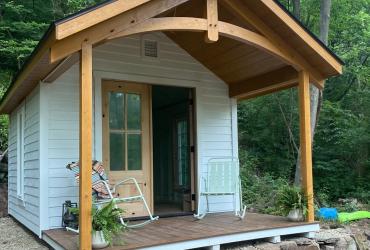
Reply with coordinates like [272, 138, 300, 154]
[109, 92, 125, 130]
[110, 132, 125, 171]
[127, 134, 141, 170]
[127, 94, 141, 130]
[177, 120, 188, 186]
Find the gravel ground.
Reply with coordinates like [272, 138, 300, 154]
[0, 217, 49, 250]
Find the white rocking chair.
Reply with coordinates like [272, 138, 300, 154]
[66, 161, 158, 231]
[194, 157, 246, 220]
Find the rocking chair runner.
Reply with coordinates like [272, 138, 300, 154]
[194, 157, 247, 220]
[66, 161, 158, 229]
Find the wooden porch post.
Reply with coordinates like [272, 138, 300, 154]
[79, 42, 93, 250]
[298, 70, 314, 222]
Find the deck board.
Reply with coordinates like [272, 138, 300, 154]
[43, 213, 319, 250]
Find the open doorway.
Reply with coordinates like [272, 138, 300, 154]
[152, 85, 195, 216]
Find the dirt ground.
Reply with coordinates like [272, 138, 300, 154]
[0, 217, 49, 250]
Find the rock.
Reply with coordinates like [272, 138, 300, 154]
[315, 228, 346, 244]
[335, 238, 350, 250]
[279, 241, 298, 250]
[323, 246, 335, 250]
[222, 244, 257, 250]
[354, 233, 368, 250]
[290, 237, 316, 246]
[297, 242, 319, 250]
[365, 230, 370, 240]
[254, 242, 280, 250]
[244, 247, 258, 250]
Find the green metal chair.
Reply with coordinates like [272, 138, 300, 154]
[194, 157, 246, 219]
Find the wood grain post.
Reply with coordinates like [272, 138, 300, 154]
[79, 42, 93, 250]
[205, 0, 218, 43]
[298, 70, 314, 222]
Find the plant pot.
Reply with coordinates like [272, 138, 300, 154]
[287, 209, 304, 222]
[92, 230, 109, 249]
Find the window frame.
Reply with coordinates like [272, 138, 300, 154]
[173, 117, 190, 189]
[16, 103, 25, 200]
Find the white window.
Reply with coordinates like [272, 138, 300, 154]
[16, 104, 25, 200]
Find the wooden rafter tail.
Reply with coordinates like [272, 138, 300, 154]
[79, 42, 93, 250]
[298, 70, 314, 223]
[205, 0, 219, 43]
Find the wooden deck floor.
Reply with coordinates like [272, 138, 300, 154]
[43, 213, 319, 250]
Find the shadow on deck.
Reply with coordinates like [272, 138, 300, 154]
[43, 213, 319, 250]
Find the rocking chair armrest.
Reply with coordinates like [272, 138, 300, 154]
[94, 180, 112, 193]
[111, 177, 140, 193]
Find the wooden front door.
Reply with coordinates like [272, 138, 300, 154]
[102, 80, 152, 217]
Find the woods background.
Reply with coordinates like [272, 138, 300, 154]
[0, 0, 369, 212]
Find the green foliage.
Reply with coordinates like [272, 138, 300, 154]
[238, 90, 299, 178]
[239, 0, 370, 209]
[92, 201, 126, 246]
[240, 153, 290, 215]
[69, 201, 126, 246]
[276, 185, 308, 216]
[0, 0, 104, 151]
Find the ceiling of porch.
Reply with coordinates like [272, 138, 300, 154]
[159, 0, 342, 94]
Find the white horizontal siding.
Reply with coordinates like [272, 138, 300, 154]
[8, 85, 41, 235]
[45, 32, 237, 228]
[43, 66, 80, 228]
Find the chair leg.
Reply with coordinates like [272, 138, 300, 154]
[118, 179, 158, 228]
[66, 227, 79, 234]
[233, 193, 238, 217]
[132, 180, 158, 222]
[194, 193, 206, 219]
[237, 205, 247, 220]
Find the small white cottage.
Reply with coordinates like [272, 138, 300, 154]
[1, 0, 343, 249]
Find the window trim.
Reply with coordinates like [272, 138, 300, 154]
[173, 117, 190, 189]
[16, 103, 25, 200]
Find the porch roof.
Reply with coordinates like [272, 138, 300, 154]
[0, 0, 343, 114]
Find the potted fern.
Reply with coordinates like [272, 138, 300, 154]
[277, 185, 307, 222]
[91, 201, 126, 248]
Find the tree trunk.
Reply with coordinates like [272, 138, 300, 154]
[294, 0, 330, 185]
[292, 0, 301, 19]
[319, 0, 331, 45]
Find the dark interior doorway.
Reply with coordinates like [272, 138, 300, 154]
[152, 85, 194, 216]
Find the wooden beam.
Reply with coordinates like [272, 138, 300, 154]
[259, 0, 342, 75]
[221, 0, 325, 88]
[43, 53, 79, 83]
[55, 0, 150, 40]
[50, 0, 189, 63]
[230, 66, 298, 100]
[205, 0, 218, 43]
[218, 22, 294, 66]
[108, 17, 207, 39]
[108, 17, 295, 67]
[79, 42, 93, 250]
[298, 70, 314, 223]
